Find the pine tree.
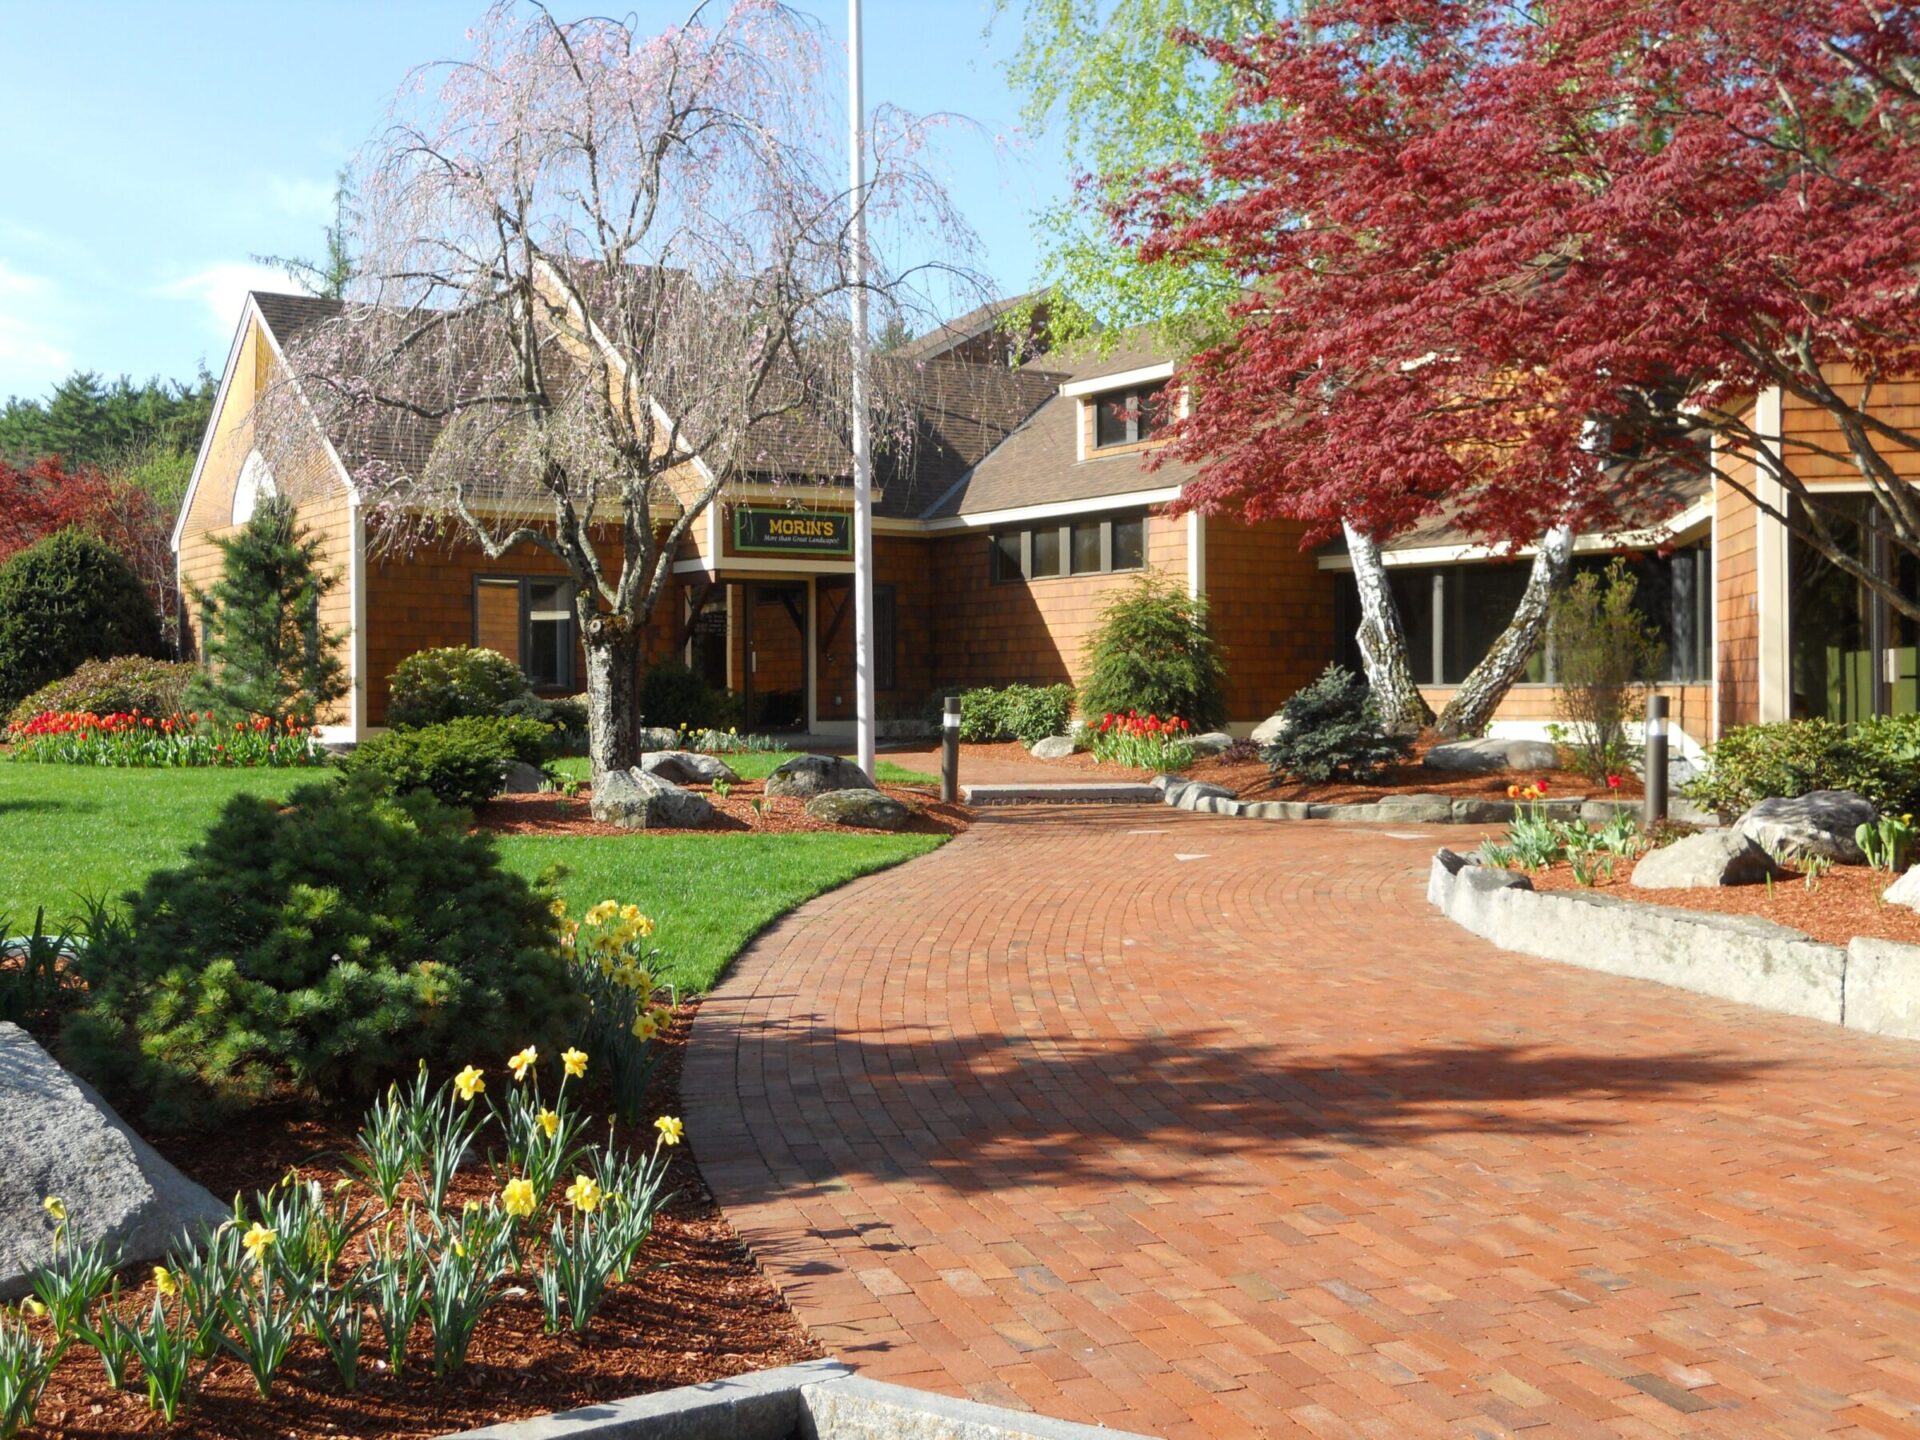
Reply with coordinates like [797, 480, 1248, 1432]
[188, 497, 347, 722]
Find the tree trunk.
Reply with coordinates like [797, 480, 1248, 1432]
[584, 615, 644, 782]
[1343, 517, 1436, 732]
[1434, 523, 1573, 737]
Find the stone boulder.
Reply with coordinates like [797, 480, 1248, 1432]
[638, 750, 740, 786]
[1028, 735, 1077, 760]
[1425, 736, 1561, 774]
[1631, 829, 1788, 889]
[499, 760, 547, 795]
[1884, 866, 1920, 913]
[1186, 731, 1236, 757]
[637, 726, 683, 751]
[590, 769, 714, 830]
[0, 1024, 227, 1299]
[1738, 789, 1876, 864]
[1249, 712, 1289, 746]
[1163, 779, 1238, 811]
[765, 754, 875, 799]
[805, 789, 910, 831]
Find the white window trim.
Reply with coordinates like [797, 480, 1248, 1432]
[1059, 361, 1175, 398]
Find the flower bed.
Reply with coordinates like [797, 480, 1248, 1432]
[16, 1011, 819, 1440]
[7, 711, 326, 767]
[1527, 855, 1920, 948]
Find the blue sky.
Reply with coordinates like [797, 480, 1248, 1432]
[0, 1, 1067, 403]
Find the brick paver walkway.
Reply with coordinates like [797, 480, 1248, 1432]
[684, 807, 1920, 1438]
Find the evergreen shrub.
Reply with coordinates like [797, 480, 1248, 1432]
[0, 530, 165, 713]
[7, 655, 198, 729]
[386, 646, 531, 728]
[336, 715, 554, 808]
[1079, 574, 1226, 729]
[1261, 664, 1410, 783]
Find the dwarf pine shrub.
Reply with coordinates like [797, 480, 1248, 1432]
[64, 776, 579, 1127]
[1261, 664, 1409, 783]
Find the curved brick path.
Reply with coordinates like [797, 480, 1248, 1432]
[684, 808, 1920, 1437]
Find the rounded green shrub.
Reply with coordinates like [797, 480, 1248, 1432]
[336, 714, 554, 808]
[1079, 574, 1227, 729]
[387, 646, 532, 728]
[63, 776, 580, 1127]
[641, 660, 735, 731]
[6, 655, 199, 729]
[1261, 664, 1410, 783]
[949, 683, 1075, 744]
[0, 530, 165, 713]
[1686, 717, 1920, 814]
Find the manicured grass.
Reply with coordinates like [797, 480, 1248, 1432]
[548, 751, 938, 786]
[492, 831, 941, 992]
[0, 762, 942, 992]
[0, 763, 311, 921]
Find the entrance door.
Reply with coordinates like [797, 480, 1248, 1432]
[743, 583, 809, 731]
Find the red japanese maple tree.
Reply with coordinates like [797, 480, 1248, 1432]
[1122, 0, 1920, 622]
[0, 456, 174, 618]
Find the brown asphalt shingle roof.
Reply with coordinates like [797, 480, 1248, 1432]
[923, 339, 1195, 519]
[250, 289, 1064, 520]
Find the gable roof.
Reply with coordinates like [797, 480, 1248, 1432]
[924, 337, 1197, 520]
[243, 289, 1064, 520]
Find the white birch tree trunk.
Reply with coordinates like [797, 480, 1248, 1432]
[1433, 523, 1574, 737]
[1343, 517, 1436, 731]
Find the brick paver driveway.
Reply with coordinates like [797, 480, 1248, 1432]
[684, 807, 1920, 1438]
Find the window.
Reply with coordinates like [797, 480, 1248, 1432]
[474, 576, 577, 689]
[988, 510, 1150, 583]
[1070, 520, 1103, 575]
[1333, 542, 1713, 686]
[1092, 381, 1168, 449]
[874, 585, 897, 691]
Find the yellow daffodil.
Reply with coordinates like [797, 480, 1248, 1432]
[153, 1265, 177, 1297]
[564, 1175, 603, 1213]
[41, 1196, 65, 1223]
[562, 1047, 588, 1079]
[21, 1298, 45, 1318]
[612, 963, 639, 988]
[242, 1222, 276, 1262]
[585, 900, 619, 926]
[631, 968, 654, 995]
[538, 1109, 560, 1139]
[654, 1115, 684, 1147]
[619, 903, 641, 923]
[561, 921, 579, 946]
[508, 1045, 539, 1081]
[631, 1012, 660, 1041]
[501, 1178, 537, 1218]
[454, 1065, 486, 1101]
[549, 897, 569, 918]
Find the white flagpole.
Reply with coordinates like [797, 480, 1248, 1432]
[848, 0, 877, 781]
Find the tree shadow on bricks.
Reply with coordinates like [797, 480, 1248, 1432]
[705, 1017, 1780, 1200]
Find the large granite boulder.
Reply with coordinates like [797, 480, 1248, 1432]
[1028, 735, 1077, 760]
[500, 760, 547, 795]
[1249, 712, 1289, 746]
[1186, 731, 1236, 757]
[1883, 866, 1920, 913]
[590, 769, 714, 830]
[805, 789, 910, 831]
[0, 1024, 227, 1299]
[765, 754, 875, 799]
[637, 726, 682, 751]
[1738, 789, 1876, 864]
[1631, 829, 1788, 889]
[638, 750, 740, 786]
[1425, 737, 1561, 774]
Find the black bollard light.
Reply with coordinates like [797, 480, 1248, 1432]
[941, 694, 960, 804]
[1643, 693, 1670, 828]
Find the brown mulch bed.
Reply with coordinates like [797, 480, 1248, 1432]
[33, 1008, 824, 1440]
[1011, 732, 1640, 807]
[1530, 858, 1920, 949]
[473, 780, 968, 838]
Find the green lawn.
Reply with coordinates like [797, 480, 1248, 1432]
[1, 762, 941, 991]
[547, 750, 938, 786]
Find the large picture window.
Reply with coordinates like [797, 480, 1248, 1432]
[474, 576, 577, 690]
[1333, 542, 1712, 687]
[990, 510, 1149, 584]
[1091, 381, 1168, 450]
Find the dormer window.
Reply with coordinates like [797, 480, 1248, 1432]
[1092, 381, 1168, 450]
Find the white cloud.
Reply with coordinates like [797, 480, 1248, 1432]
[0, 261, 73, 400]
[159, 260, 295, 340]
